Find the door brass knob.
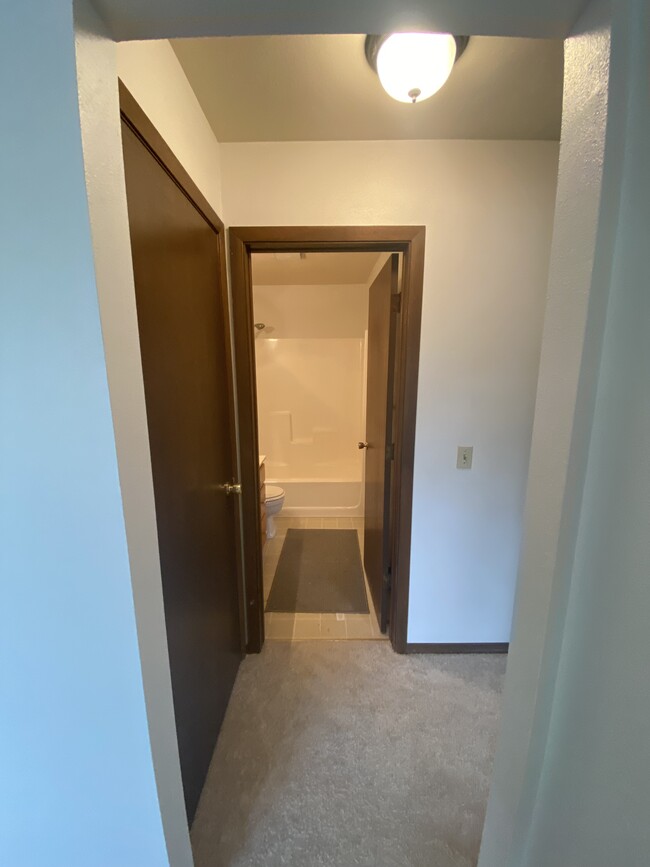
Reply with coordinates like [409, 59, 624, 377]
[358, 441, 369, 449]
[219, 482, 242, 495]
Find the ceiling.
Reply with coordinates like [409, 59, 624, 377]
[252, 252, 382, 285]
[172, 35, 563, 142]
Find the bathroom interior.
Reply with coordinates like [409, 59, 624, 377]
[253, 250, 394, 641]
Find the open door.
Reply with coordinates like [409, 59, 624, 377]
[363, 254, 400, 632]
[120, 86, 243, 823]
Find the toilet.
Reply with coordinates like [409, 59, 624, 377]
[264, 485, 285, 539]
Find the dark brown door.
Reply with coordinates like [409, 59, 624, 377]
[363, 255, 400, 632]
[121, 113, 243, 823]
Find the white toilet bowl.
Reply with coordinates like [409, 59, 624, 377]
[264, 485, 285, 539]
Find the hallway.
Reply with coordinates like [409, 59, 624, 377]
[191, 643, 505, 867]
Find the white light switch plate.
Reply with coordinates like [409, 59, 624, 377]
[457, 446, 473, 469]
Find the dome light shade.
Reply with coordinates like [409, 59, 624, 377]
[375, 33, 458, 104]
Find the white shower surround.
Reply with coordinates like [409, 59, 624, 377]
[254, 280, 372, 515]
[270, 327, 369, 518]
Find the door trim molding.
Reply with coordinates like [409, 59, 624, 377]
[229, 226, 426, 654]
[119, 82, 222, 235]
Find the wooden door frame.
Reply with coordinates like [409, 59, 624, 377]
[229, 226, 425, 654]
[119, 81, 248, 656]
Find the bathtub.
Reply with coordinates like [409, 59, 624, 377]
[267, 478, 363, 518]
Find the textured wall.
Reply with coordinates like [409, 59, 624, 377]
[516, 0, 650, 862]
[480, 0, 650, 863]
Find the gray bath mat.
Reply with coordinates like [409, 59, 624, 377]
[266, 529, 369, 614]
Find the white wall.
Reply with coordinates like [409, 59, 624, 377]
[75, 24, 227, 867]
[481, 0, 650, 863]
[117, 40, 223, 215]
[75, 12, 198, 867]
[253, 281, 368, 482]
[222, 139, 559, 643]
[77, 24, 226, 867]
[0, 2, 170, 865]
[479, 0, 611, 857]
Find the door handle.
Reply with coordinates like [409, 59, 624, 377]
[214, 482, 242, 495]
[358, 441, 369, 450]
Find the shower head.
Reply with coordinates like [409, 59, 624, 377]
[254, 322, 266, 332]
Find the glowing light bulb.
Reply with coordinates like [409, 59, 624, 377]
[376, 33, 457, 104]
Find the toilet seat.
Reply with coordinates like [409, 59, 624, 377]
[265, 485, 284, 502]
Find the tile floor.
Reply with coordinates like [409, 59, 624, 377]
[263, 516, 388, 641]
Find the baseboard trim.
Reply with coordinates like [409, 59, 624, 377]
[405, 642, 509, 654]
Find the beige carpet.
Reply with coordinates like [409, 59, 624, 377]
[191, 641, 506, 867]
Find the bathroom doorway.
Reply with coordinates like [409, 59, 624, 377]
[253, 251, 395, 641]
[229, 227, 425, 654]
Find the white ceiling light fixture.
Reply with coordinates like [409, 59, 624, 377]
[365, 33, 469, 104]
